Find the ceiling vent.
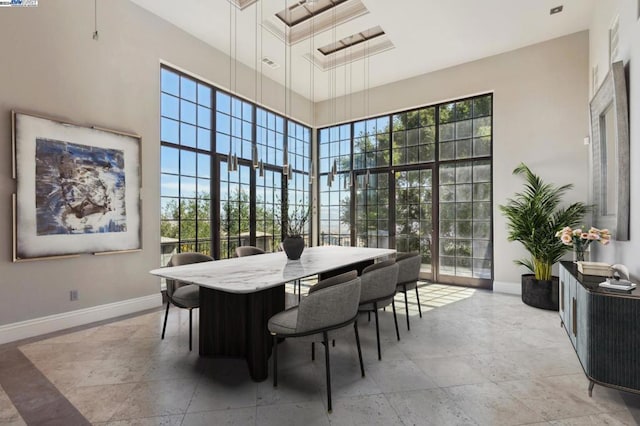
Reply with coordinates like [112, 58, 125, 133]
[261, 56, 280, 69]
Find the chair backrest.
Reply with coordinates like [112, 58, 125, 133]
[236, 246, 266, 257]
[296, 274, 361, 334]
[166, 252, 213, 297]
[359, 260, 399, 304]
[309, 270, 357, 294]
[396, 252, 421, 285]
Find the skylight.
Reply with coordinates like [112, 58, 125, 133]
[276, 0, 348, 27]
[318, 26, 385, 56]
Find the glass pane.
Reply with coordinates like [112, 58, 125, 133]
[161, 118, 179, 144]
[161, 69, 179, 96]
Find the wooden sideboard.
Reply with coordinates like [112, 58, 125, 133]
[559, 261, 640, 396]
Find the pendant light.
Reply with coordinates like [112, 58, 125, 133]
[228, 0, 239, 172]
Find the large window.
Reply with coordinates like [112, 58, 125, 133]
[160, 66, 310, 262]
[318, 94, 493, 288]
[160, 70, 213, 263]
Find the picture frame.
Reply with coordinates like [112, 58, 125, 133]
[12, 111, 142, 261]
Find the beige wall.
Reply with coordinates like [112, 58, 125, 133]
[0, 0, 594, 327]
[317, 32, 591, 290]
[588, 0, 640, 277]
[0, 0, 311, 326]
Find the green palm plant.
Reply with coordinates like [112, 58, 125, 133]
[499, 163, 588, 281]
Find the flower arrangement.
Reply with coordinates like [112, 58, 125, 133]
[555, 226, 611, 261]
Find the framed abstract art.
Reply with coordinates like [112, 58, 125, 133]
[12, 111, 141, 261]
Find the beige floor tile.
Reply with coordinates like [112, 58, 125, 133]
[445, 381, 546, 425]
[64, 383, 136, 423]
[256, 401, 329, 426]
[187, 360, 257, 412]
[109, 378, 197, 420]
[548, 411, 638, 425]
[79, 357, 150, 387]
[386, 388, 478, 425]
[365, 358, 438, 393]
[256, 364, 323, 406]
[327, 394, 402, 426]
[102, 414, 184, 426]
[413, 355, 488, 388]
[497, 376, 604, 421]
[182, 407, 256, 426]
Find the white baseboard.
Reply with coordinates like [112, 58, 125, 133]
[0, 294, 162, 345]
[493, 280, 521, 295]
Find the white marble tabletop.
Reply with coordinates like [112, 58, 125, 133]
[150, 246, 396, 294]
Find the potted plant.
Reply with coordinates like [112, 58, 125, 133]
[280, 202, 309, 260]
[499, 163, 588, 310]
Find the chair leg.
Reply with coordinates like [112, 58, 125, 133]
[368, 311, 371, 322]
[415, 285, 422, 318]
[161, 302, 170, 340]
[297, 280, 301, 303]
[373, 303, 381, 360]
[311, 342, 315, 361]
[391, 299, 400, 341]
[404, 284, 411, 331]
[189, 308, 193, 351]
[273, 335, 278, 387]
[323, 331, 332, 413]
[354, 321, 365, 377]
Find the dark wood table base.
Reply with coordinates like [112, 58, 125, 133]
[199, 285, 285, 382]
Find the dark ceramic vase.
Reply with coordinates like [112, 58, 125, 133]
[521, 274, 559, 311]
[282, 236, 304, 260]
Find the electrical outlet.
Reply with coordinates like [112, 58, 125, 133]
[70, 290, 78, 301]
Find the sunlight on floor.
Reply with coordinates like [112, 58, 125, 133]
[287, 279, 476, 314]
[417, 283, 476, 312]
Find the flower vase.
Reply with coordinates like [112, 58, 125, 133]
[282, 236, 304, 260]
[573, 243, 589, 263]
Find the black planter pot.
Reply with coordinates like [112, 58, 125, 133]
[282, 236, 304, 260]
[521, 274, 559, 311]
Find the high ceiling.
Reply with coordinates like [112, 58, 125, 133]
[130, 0, 596, 101]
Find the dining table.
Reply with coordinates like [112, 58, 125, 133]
[150, 245, 396, 381]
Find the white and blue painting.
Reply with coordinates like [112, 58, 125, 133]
[35, 138, 127, 235]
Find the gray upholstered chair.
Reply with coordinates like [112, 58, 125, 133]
[268, 271, 364, 413]
[395, 252, 423, 330]
[161, 252, 213, 351]
[235, 246, 266, 257]
[358, 260, 400, 360]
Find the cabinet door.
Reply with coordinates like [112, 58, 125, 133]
[559, 266, 567, 325]
[568, 275, 577, 347]
[575, 283, 589, 366]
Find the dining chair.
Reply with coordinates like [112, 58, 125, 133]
[235, 246, 265, 257]
[161, 252, 213, 351]
[268, 270, 364, 413]
[395, 252, 423, 330]
[358, 260, 400, 360]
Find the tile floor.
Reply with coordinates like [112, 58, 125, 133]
[2, 284, 640, 425]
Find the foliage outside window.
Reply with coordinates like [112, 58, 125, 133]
[160, 67, 310, 262]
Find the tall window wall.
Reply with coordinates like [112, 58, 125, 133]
[318, 94, 493, 288]
[319, 124, 351, 246]
[160, 66, 310, 262]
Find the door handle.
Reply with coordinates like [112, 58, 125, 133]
[572, 297, 577, 337]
